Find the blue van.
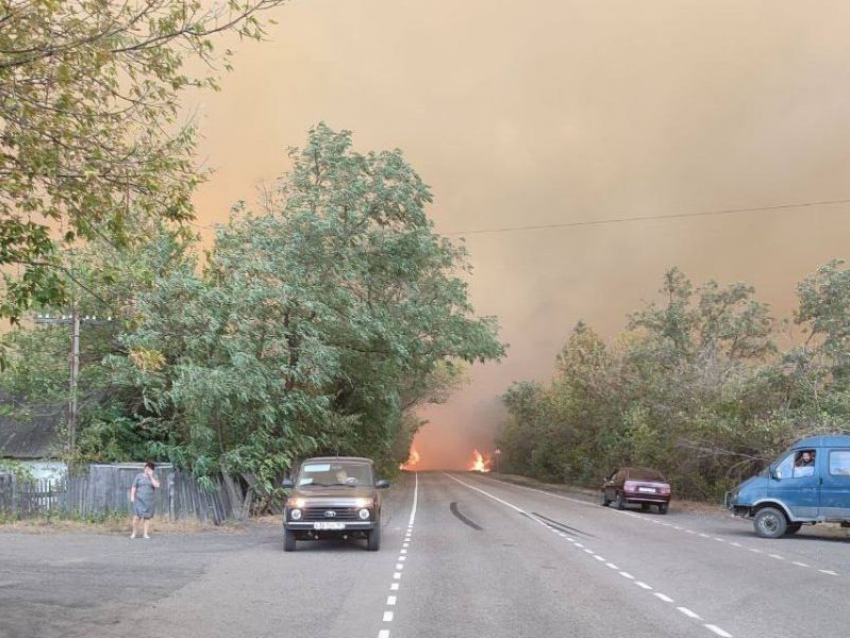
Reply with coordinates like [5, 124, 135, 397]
[725, 435, 850, 538]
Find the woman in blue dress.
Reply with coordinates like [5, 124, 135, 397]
[130, 461, 160, 539]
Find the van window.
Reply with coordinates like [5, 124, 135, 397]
[792, 449, 816, 477]
[829, 451, 850, 476]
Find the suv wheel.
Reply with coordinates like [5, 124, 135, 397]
[283, 528, 297, 552]
[753, 507, 787, 539]
[367, 524, 382, 551]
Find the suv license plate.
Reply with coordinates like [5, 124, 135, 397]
[638, 487, 656, 493]
[313, 522, 346, 530]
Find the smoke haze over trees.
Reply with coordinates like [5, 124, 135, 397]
[498, 264, 850, 500]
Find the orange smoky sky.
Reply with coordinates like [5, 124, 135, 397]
[187, 0, 850, 469]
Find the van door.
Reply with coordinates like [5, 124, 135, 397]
[767, 449, 820, 520]
[819, 448, 850, 522]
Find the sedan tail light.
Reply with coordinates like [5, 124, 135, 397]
[624, 481, 639, 492]
[659, 485, 671, 495]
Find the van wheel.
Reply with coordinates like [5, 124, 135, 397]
[367, 524, 381, 551]
[616, 492, 626, 510]
[283, 528, 297, 552]
[600, 492, 611, 507]
[753, 507, 787, 539]
[784, 523, 802, 536]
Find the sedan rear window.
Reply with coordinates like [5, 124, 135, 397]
[628, 469, 665, 481]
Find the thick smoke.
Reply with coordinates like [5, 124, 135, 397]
[189, 0, 850, 469]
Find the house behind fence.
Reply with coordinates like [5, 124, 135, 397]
[0, 463, 237, 524]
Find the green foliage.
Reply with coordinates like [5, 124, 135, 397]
[0, 0, 286, 322]
[2, 121, 506, 512]
[93, 124, 504, 506]
[499, 266, 850, 501]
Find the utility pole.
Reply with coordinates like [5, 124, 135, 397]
[34, 311, 113, 457]
[68, 305, 80, 455]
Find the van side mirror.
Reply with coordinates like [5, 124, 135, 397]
[768, 466, 780, 481]
[376, 479, 390, 489]
[281, 478, 295, 489]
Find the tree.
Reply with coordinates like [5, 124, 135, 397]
[111, 124, 505, 506]
[0, 216, 195, 460]
[797, 259, 850, 383]
[0, 0, 286, 323]
[499, 269, 789, 500]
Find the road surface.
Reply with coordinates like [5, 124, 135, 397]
[2, 472, 849, 638]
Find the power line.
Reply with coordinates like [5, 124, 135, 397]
[442, 197, 850, 237]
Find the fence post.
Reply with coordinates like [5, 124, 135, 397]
[10, 474, 16, 518]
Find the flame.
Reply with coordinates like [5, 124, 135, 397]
[400, 446, 421, 471]
[468, 449, 491, 472]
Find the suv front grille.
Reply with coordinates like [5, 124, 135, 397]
[303, 507, 359, 521]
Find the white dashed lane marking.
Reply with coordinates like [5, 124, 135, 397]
[376, 472, 419, 638]
[678, 607, 702, 620]
[446, 473, 735, 638]
[485, 476, 845, 579]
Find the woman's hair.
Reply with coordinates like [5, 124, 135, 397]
[144, 461, 156, 470]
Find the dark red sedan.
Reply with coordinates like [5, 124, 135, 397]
[601, 468, 671, 514]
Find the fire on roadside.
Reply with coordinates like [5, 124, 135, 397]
[400, 446, 421, 471]
[468, 449, 491, 473]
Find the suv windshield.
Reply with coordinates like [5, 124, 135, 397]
[297, 462, 374, 487]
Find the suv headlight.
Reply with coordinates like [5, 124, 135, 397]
[358, 508, 370, 520]
[290, 508, 302, 521]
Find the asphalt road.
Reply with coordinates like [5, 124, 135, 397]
[2, 471, 850, 638]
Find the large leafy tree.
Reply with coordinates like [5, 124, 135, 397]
[0, 0, 285, 322]
[112, 124, 504, 504]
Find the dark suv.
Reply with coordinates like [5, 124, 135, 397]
[282, 456, 389, 552]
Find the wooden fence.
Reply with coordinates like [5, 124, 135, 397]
[0, 464, 238, 523]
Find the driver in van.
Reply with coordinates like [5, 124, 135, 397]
[793, 450, 816, 477]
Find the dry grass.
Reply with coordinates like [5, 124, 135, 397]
[0, 515, 248, 535]
[253, 513, 283, 526]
